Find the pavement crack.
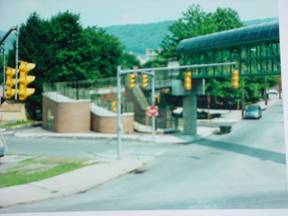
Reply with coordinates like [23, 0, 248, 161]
[28, 183, 59, 194]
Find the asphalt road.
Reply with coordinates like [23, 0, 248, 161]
[3, 135, 166, 159]
[1, 100, 287, 213]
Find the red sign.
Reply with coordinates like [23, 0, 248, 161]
[146, 105, 159, 117]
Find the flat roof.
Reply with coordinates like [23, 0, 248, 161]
[44, 92, 90, 103]
[176, 21, 279, 54]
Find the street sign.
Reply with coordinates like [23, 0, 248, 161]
[146, 105, 159, 117]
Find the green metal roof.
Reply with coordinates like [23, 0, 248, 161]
[176, 21, 279, 54]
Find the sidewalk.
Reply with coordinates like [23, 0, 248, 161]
[5, 126, 217, 144]
[0, 157, 145, 208]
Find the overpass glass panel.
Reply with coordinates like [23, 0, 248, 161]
[176, 21, 280, 78]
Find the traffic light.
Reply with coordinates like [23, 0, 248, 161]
[128, 73, 137, 89]
[111, 100, 117, 112]
[184, 71, 192, 91]
[5, 67, 16, 99]
[18, 60, 36, 101]
[141, 73, 149, 89]
[231, 70, 240, 89]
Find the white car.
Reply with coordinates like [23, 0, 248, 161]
[266, 89, 278, 95]
[244, 105, 262, 119]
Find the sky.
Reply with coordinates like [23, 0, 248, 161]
[0, 0, 279, 31]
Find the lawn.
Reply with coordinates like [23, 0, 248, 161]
[0, 156, 86, 188]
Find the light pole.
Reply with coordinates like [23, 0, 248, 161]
[116, 66, 123, 160]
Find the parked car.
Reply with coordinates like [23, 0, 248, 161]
[244, 105, 262, 119]
[266, 89, 278, 95]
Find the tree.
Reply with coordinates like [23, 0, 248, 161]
[81, 26, 123, 78]
[7, 11, 124, 119]
[119, 52, 140, 69]
[210, 8, 242, 32]
[159, 5, 243, 61]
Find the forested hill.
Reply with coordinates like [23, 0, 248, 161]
[104, 17, 278, 55]
[105, 20, 174, 55]
[1, 17, 278, 54]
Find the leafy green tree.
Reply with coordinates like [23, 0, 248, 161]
[80, 26, 123, 78]
[159, 5, 242, 61]
[210, 8, 242, 31]
[7, 11, 124, 119]
[47, 12, 86, 81]
[119, 52, 140, 69]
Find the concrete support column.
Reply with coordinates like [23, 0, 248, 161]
[183, 90, 197, 135]
[182, 79, 204, 136]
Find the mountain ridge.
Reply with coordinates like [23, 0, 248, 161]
[104, 17, 278, 55]
[1, 17, 278, 54]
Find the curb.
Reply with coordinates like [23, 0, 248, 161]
[0, 158, 144, 208]
[0, 123, 41, 133]
[12, 128, 218, 144]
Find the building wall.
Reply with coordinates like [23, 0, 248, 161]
[91, 113, 134, 134]
[42, 95, 90, 133]
[0, 102, 27, 122]
[0, 112, 27, 122]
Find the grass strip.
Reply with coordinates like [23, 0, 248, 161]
[0, 162, 83, 188]
[0, 120, 35, 129]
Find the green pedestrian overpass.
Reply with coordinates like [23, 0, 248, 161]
[176, 20, 280, 78]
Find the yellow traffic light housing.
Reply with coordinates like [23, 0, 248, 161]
[5, 67, 16, 99]
[128, 73, 137, 89]
[184, 71, 192, 91]
[111, 100, 117, 112]
[231, 70, 240, 89]
[141, 73, 149, 89]
[18, 60, 36, 101]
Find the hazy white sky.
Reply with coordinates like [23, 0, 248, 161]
[0, 0, 278, 31]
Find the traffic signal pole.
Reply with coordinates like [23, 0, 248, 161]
[0, 26, 18, 102]
[0, 27, 16, 46]
[1, 46, 5, 102]
[151, 70, 156, 140]
[14, 26, 19, 101]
